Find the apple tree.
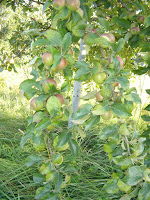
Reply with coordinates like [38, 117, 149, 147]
[3, 0, 150, 199]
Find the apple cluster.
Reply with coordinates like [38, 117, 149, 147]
[53, 0, 80, 12]
[42, 52, 67, 72]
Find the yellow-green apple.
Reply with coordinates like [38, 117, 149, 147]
[42, 78, 57, 93]
[96, 91, 104, 101]
[30, 97, 45, 111]
[101, 110, 112, 120]
[42, 52, 53, 66]
[53, 0, 65, 10]
[66, 0, 80, 11]
[93, 72, 107, 84]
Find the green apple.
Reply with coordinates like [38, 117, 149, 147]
[101, 110, 112, 120]
[42, 78, 57, 93]
[30, 97, 45, 111]
[66, 0, 80, 11]
[96, 91, 104, 101]
[53, 0, 65, 10]
[93, 72, 107, 84]
[42, 52, 53, 66]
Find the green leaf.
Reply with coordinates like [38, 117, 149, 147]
[81, 90, 97, 100]
[146, 89, 150, 95]
[71, 115, 90, 124]
[122, 166, 144, 186]
[117, 76, 129, 90]
[103, 142, 117, 153]
[98, 17, 110, 31]
[144, 15, 150, 27]
[21, 28, 40, 36]
[75, 66, 91, 80]
[113, 17, 131, 28]
[111, 103, 131, 118]
[52, 7, 71, 28]
[35, 118, 51, 130]
[33, 111, 46, 123]
[69, 139, 79, 157]
[46, 96, 61, 115]
[19, 79, 36, 92]
[74, 61, 90, 68]
[119, 194, 131, 200]
[144, 104, 150, 111]
[116, 38, 125, 53]
[35, 183, 52, 199]
[113, 156, 132, 168]
[91, 103, 109, 115]
[84, 33, 99, 46]
[25, 155, 43, 167]
[43, 30, 62, 46]
[117, 179, 131, 193]
[43, 1, 51, 14]
[99, 124, 119, 140]
[103, 179, 119, 194]
[72, 104, 93, 120]
[33, 173, 45, 183]
[51, 53, 62, 69]
[85, 115, 100, 131]
[57, 132, 71, 148]
[62, 32, 72, 51]
[41, 193, 59, 200]
[141, 115, 150, 121]
[32, 38, 50, 47]
[138, 182, 150, 200]
[130, 93, 141, 104]
[24, 89, 37, 100]
[20, 132, 33, 148]
[72, 21, 86, 37]
[132, 67, 148, 75]
[55, 174, 63, 192]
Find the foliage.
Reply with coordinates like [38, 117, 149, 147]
[1, 0, 150, 199]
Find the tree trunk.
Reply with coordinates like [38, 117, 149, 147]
[68, 39, 86, 127]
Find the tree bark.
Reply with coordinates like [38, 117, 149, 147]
[68, 39, 86, 127]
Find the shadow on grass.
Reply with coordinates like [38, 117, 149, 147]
[0, 112, 37, 200]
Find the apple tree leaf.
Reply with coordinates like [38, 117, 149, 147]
[111, 103, 131, 118]
[69, 139, 79, 157]
[103, 179, 119, 194]
[117, 76, 129, 90]
[122, 166, 144, 186]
